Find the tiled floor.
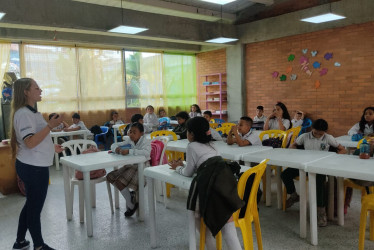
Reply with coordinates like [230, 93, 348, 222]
[1, 167, 374, 250]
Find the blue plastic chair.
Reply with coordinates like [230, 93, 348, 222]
[95, 126, 109, 150]
[299, 118, 312, 136]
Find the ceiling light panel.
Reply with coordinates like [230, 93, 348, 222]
[301, 13, 346, 23]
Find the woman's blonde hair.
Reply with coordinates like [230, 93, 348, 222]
[10, 78, 35, 157]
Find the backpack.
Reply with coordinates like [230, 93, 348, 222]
[262, 137, 283, 148]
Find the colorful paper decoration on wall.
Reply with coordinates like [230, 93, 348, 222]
[302, 49, 308, 54]
[315, 80, 321, 89]
[280, 74, 287, 81]
[272, 71, 279, 78]
[290, 74, 297, 80]
[311, 50, 318, 57]
[324, 52, 333, 60]
[319, 68, 328, 76]
[300, 56, 313, 76]
[334, 62, 341, 67]
[313, 61, 321, 69]
[288, 54, 295, 62]
[286, 66, 293, 74]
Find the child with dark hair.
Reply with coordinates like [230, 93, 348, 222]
[264, 102, 291, 131]
[172, 111, 190, 139]
[124, 113, 150, 135]
[203, 110, 222, 141]
[106, 122, 151, 217]
[281, 119, 346, 227]
[254, 106, 267, 122]
[189, 104, 202, 118]
[143, 105, 158, 132]
[348, 107, 374, 136]
[227, 117, 261, 146]
[48, 113, 68, 132]
[109, 110, 124, 127]
[169, 117, 242, 250]
[291, 110, 304, 127]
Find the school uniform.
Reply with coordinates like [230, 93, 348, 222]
[281, 132, 339, 207]
[291, 119, 303, 128]
[106, 136, 151, 191]
[144, 113, 159, 131]
[348, 123, 374, 136]
[238, 130, 262, 146]
[172, 122, 188, 139]
[253, 115, 267, 122]
[189, 112, 202, 118]
[268, 118, 291, 130]
[210, 128, 223, 141]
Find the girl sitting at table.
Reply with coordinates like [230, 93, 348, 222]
[281, 119, 346, 227]
[172, 111, 190, 139]
[169, 117, 243, 250]
[189, 104, 202, 118]
[348, 107, 374, 136]
[106, 122, 151, 217]
[264, 102, 291, 131]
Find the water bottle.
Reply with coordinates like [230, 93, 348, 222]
[359, 139, 370, 159]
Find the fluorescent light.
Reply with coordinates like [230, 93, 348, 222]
[205, 37, 238, 43]
[0, 12, 5, 20]
[201, 0, 237, 5]
[301, 13, 345, 23]
[108, 25, 148, 34]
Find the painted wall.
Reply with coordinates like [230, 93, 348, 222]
[245, 21, 374, 136]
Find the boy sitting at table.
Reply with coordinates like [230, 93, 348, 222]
[64, 113, 91, 139]
[203, 110, 222, 141]
[227, 116, 261, 146]
[281, 119, 346, 227]
[48, 113, 69, 132]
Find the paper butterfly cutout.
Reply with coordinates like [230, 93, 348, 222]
[290, 74, 297, 81]
[288, 54, 295, 62]
[315, 80, 321, 89]
[302, 49, 308, 54]
[286, 66, 293, 74]
[319, 68, 328, 76]
[313, 62, 321, 69]
[324, 53, 333, 60]
[311, 51, 318, 57]
[334, 62, 341, 67]
[272, 71, 279, 78]
[280, 75, 287, 81]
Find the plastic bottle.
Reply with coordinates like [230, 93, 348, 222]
[359, 139, 370, 159]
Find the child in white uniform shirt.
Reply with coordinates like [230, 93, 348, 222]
[203, 110, 223, 141]
[189, 104, 202, 118]
[143, 105, 159, 131]
[253, 106, 267, 122]
[106, 122, 151, 217]
[264, 102, 291, 131]
[169, 117, 242, 250]
[291, 110, 304, 127]
[348, 107, 374, 136]
[64, 113, 88, 131]
[281, 119, 346, 227]
[227, 116, 261, 146]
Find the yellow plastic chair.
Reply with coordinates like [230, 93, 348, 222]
[209, 123, 219, 129]
[199, 219, 222, 250]
[259, 130, 287, 202]
[199, 159, 269, 250]
[221, 122, 236, 129]
[359, 194, 374, 250]
[118, 124, 128, 136]
[281, 126, 301, 148]
[216, 126, 231, 136]
[150, 130, 181, 198]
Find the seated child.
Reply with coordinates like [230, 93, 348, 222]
[143, 105, 159, 132]
[48, 113, 68, 132]
[158, 108, 171, 130]
[123, 114, 148, 135]
[109, 110, 124, 127]
[281, 119, 346, 227]
[348, 107, 374, 136]
[253, 106, 267, 122]
[106, 122, 151, 217]
[203, 110, 222, 141]
[227, 116, 261, 146]
[189, 104, 202, 118]
[64, 113, 88, 132]
[291, 110, 304, 127]
[172, 111, 189, 139]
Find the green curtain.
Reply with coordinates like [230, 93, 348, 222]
[162, 53, 196, 116]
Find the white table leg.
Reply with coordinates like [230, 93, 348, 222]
[266, 165, 272, 207]
[337, 177, 344, 226]
[62, 164, 72, 220]
[308, 173, 318, 246]
[148, 177, 157, 248]
[328, 176, 334, 220]
[83, 171, 93, 237]
[299, 169, 307, 239]
[188, 210, 197, 250]
[53, 136, 60, 170]
[138, 162, 145, 221]
[114, 128, 118, 143]
[276, 166, 282, 209]
[83, 133, 87, 140]
[114, 166, 119, 209]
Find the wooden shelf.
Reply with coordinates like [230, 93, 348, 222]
[205, 91, 227, 95]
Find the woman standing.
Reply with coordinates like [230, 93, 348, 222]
[10, 78, 63, 250]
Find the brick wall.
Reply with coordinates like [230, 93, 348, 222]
[196, 49, 227, 119]
[246, 21, 374, 136]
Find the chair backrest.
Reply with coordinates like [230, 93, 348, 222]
[259, 129, 286, 141]
[233, 159, 269, 223]
[299, 118, 312, 136]
[61, 139, 98, 157]
[150, 130, 178, 141]
[209, 123, 219, 129]
[150, 137, 169, 166]
[118, 124, 128, 136]
[216, 126, 231, 136]
[221, 122, 236, 129]
[357, 138, 365, 149]
[282, 126, 302, 148]
[214, 118, 225, 124]
[100, 126, 108, 134]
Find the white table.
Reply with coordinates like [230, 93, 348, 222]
[51, 130, 92, 170]
[166, 139, 272, 161]
[242, 148, 335, 240]
[144, 164, 250, 250]
[336, 135, 359, 148]
[60, 151, 147, 237]
[306, 155, 374, 246]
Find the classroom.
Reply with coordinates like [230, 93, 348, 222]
[1, 0, 374, 249]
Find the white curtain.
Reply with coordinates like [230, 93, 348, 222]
[0, 43, 11, 87]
